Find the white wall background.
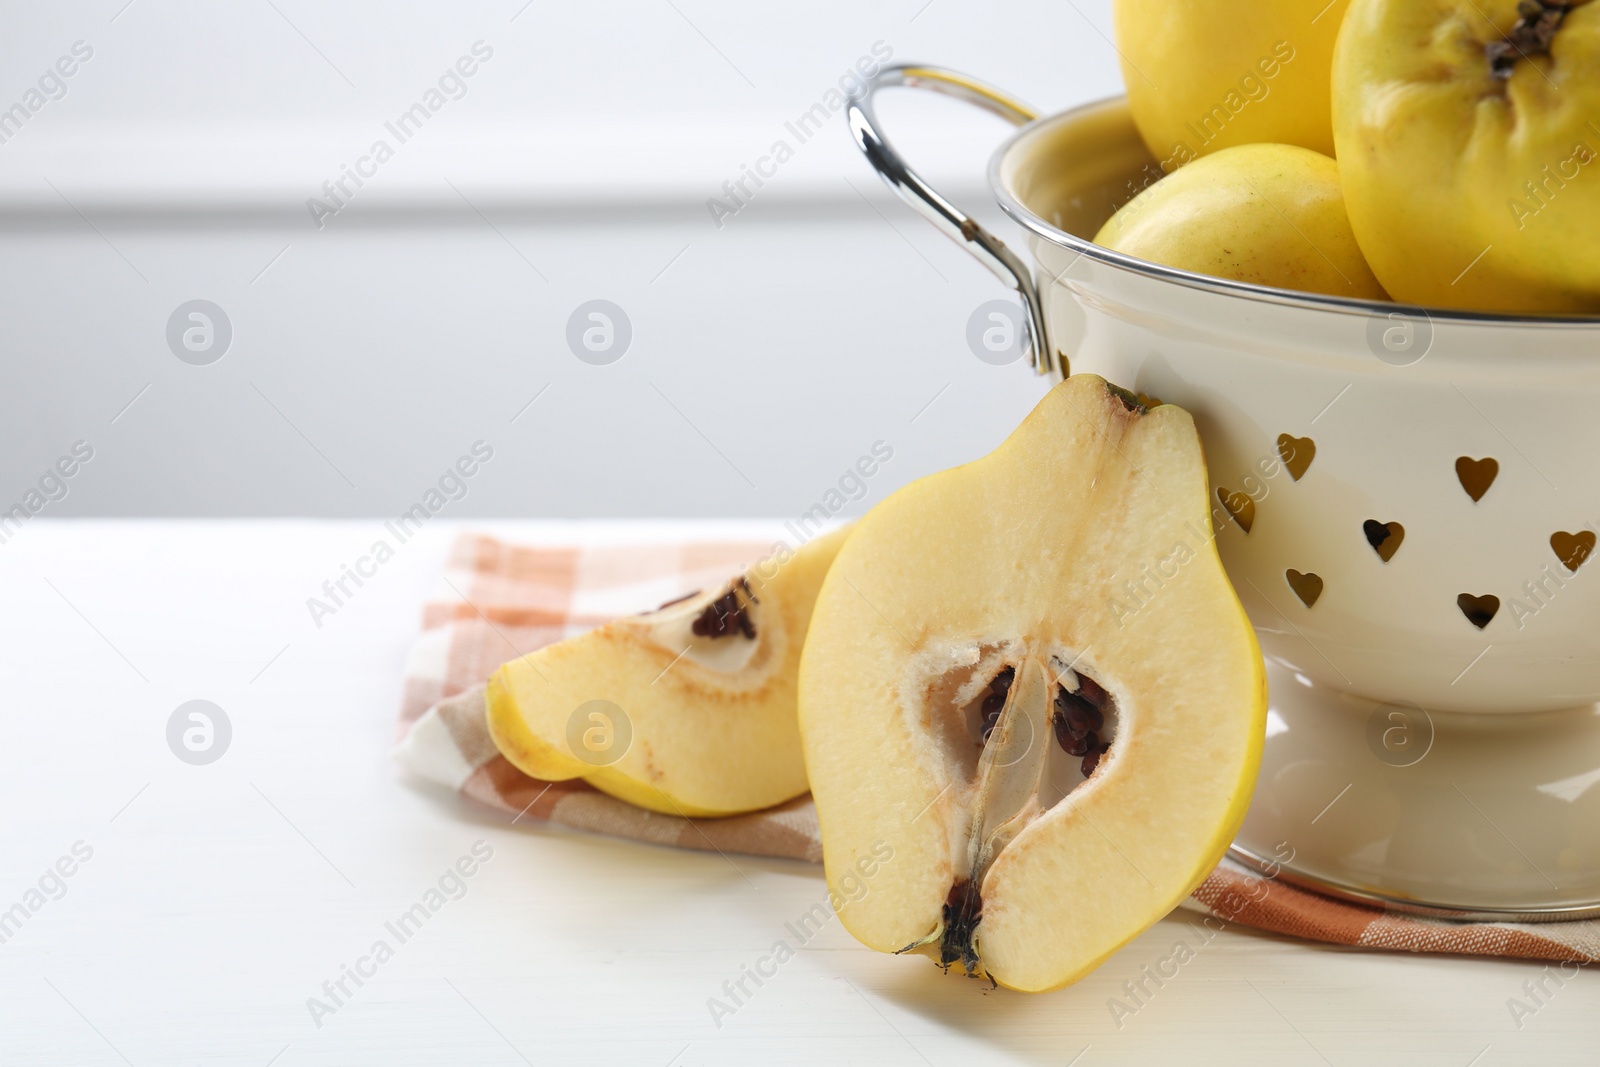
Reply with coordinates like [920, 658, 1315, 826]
[0, 0, 1122, 517]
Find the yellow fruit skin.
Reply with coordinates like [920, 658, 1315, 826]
[1113, 0, 1350, 167]
[1333, 0, 1600, 311]
[1095, 143, 1388, 300]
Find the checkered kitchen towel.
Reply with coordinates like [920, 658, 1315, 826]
[395, 532, 1600, 965]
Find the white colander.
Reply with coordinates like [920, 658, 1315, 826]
[850, 65, 1600, 919]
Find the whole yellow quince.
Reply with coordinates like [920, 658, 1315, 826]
[1095, 143, 1388, 300]
[1112, 0, 1351, 170]
[1333, 0, 1600, 312]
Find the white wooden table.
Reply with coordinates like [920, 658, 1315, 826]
[1, 521, 1593, 1065]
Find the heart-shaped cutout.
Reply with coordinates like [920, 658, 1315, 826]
[1457, 593, 1499, 629]
[1216, 487, 1255, 533]
[1277, 434, 1315, 481]
[1363, 519, 1405, 563]
[1551, 530, 1596, 573]
[1286, 569, 1323, 608]
[1456, 456, 1498, 502]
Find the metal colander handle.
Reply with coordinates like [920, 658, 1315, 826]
[845, 65, 1057, 378]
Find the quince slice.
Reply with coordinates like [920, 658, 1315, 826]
[486, 526, 848, 817]
[798, 375, 1265, 992]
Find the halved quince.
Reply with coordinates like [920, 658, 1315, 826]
[798, 375, 1265, 992]
[486, 526, 848, 817]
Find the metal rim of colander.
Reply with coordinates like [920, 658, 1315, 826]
[987, 95, 1600, 333]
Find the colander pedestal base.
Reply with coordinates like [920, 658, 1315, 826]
[1229, 658, 1600, 921]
